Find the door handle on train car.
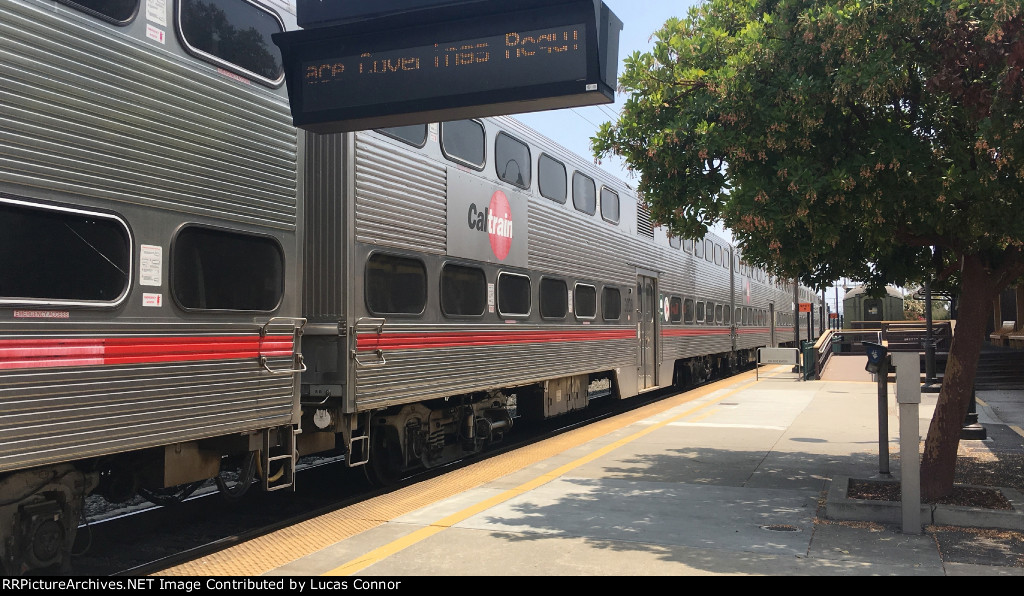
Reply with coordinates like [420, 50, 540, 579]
[258, 316, 308, 374]
[351, 317, 388, 368]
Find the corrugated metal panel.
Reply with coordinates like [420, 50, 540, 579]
[353, 323, 634, 408]
[354, 134, 447, 253]
[0, 325, 296, 473]
[303, 133, 347, 318]
[0, 1, 297, 229]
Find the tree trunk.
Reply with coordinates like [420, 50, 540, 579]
[919, 256, 996, 501]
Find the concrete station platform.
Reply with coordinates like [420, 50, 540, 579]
[157, 361, 1024, 577]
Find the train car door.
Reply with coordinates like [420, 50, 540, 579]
[637, 275, 658, 390]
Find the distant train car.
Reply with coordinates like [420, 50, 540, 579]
[843, 285, 905, 323]
[0, 0, 822, 575]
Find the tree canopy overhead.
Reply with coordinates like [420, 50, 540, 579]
[593, 0, 1024, 499]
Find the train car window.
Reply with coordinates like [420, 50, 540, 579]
[572, 172, 596, 216]
[173, 226, 283, 311]
[497, 272, 531, 317]
[56, 0, 139, 23]
[669, 296, 682, 323]
[723, 305, 731, 325]
[684, 239, 693, 253]
[695, 301, 705, 323]
[705, 301, 716, 325]
[713, 245, 722, 266]
[376, 125, 428, 147]
[540, 277, 568, 319]
[704, 240, 713, 262]
[694, 239, 704, 259]
[746, 307, 753, 325]
[735, 307, 743, 325]
[669, 236, 681, 249]
[177, 0, 285, 87]
[715, 304, 724, 325]
[495, 133, 531, 189]
[364, 253, 427, 316]
[0, 199, 130, 305]
[574, 284, 597, 319]
[440, 120, 486, 169]
[440, 264, 486, 317]
[538, 154, 567, 203]
[600, 187, 619, 224]
[684, 298, 695, 324]
[601, 286, 621, 321]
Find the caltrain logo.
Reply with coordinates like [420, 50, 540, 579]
[468, 190, 514, 260]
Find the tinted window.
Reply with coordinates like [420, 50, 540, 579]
[376, 125, 427, 147]
[600, 187, 619, 224]
[57, 0, 138, 22]
[714, 245, 723, 265]
[173, 226, 283, 311]
[694, 239, 704, 259]
[669, 236, 681, 249]
[724, 305, 731, 324]
[602, 287, 621, 321]
[441, 120, 485, 168]
[538, 154, 567, 203]
[495, 133, 531, 188]
[736, 307, 743, 325]
[575, 284, 597, 319]
[684, 239, 693, 253]
[706, 301, 716, 325]
[364, 253, 426, 315]
[540, 278, 568, 319]
[441, 264, 486, 317]
[178, 0, 285, 85]
[0, 199, 130, 304]
[669, 296, 682, 323]
[715, 304, 723, 324]
[497, 272, 530, 317]
[572, 172, 596, 215]
[704, 240, 713, 262]
[684, 298, 695, 324]
[695, 301, 705, 323]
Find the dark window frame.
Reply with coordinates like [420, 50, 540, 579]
[176, 0, 286, 88]
[539, 276, 568, 320]
[55, 0, 139, 24]
[494, 132, 531, 189]
[601, 286, 621, 321]
[571, 171, 596, 216]
[375, 125, 428, 148]
[363, 252, 428, 317]
[439, 262, 487, 318]
[574, 283, 598, 320]
[669, 296, 682, 323]
[600, 186, 620, 224]
[538, 153, 567, 204]
[684, 298, 695, 324]
[496, 271, 531, 318]
[440, 119, 486, 170]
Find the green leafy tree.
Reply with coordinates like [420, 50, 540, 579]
[593, 0, 1024, 500]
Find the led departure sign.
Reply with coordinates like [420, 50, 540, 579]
[273, 0, 620, 133]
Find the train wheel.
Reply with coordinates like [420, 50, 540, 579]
[364, 426, 404, 487]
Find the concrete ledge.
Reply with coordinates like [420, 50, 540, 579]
[825, 476, 1024, 531]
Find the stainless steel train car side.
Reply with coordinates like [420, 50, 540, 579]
[0, 0, 303, 574]
[298, 116, 818, 484]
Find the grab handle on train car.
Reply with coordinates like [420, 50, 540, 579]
[259, 317, 308, 374]
[352, 317, 388, 367]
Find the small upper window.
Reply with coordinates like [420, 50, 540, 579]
[376, 125, 428, 147]
[669, 296, 682, 323]
[497, 272, 531, 317]
[441, 120, 485, 169]
[575, 284, 597, 319]
[540, 277, 568, 319]
[714, 244, 723, 266]
[694, 239, 704, 259]
[178, 0, 285, 86]
[441, 263, 486, 317]
[495, 133, 531, 189]
[173, 225, 284, 311]
[602, 286, 621, 321]
[0, 198, 131, 305]
[364, 253, 427, 315]
[572, 172, 596, 216]
[600, 187, 619, 224]
[704, 240, 713, 262]
[669, 236, 681, 249]
[538, 154, 567, 203]
[56, 0, 139, 23]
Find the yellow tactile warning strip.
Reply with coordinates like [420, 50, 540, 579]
[156, 369, 771, 576]
[977, 397, 1024, 439]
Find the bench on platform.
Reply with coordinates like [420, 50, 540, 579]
[990, 321, 1016, 347]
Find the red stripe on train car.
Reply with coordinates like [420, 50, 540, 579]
[0, 335, 294, 370]
[660, 328, 732, 337]
[355, 329, 635, 351]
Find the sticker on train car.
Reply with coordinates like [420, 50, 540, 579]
[447, 171, 528, 267]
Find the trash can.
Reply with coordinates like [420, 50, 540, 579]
[802, 340, 815, 380]
[831, 334, 843, 354]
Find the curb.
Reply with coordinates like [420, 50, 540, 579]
[825, 476, 1024, 531]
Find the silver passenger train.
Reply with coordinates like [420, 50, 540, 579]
[0, 0, 820, 574]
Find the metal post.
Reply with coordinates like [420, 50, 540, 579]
[835, 284, 840, 330]
[875, 355, 891, 478]
[924, 276, 936, 386]
[961, 387, 987, 440]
